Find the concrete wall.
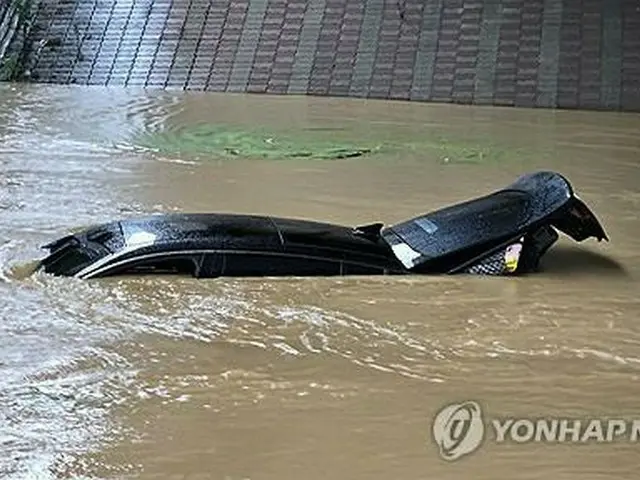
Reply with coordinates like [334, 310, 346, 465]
[10, 0, 640, 111]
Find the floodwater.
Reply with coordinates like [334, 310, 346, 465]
[1, 83, 639, 479]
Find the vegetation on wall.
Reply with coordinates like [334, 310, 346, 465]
[0, 0, 35, 81]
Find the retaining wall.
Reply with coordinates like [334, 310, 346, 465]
[4, 0, 640, 111]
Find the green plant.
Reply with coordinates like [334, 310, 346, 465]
[0, 52, 21, 80]
[0, 0, 35, 81]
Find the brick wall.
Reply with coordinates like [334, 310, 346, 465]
[11, 0, 640, 111]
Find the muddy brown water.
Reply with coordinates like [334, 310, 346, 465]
[1, 84, 639, 479]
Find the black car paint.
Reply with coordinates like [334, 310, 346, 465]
[37, 171, 608, 279]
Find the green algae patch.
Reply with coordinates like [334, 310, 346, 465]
[136, 124, 383, 161]
[401, 135, 536, 165]
[134, 123, 540, 167]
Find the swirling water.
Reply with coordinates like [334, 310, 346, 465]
[1, 84, 640, 479]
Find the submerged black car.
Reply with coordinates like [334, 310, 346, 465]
[38, 171, 608, 279]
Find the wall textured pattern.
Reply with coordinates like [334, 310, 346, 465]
[4, 0, 640, 110]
